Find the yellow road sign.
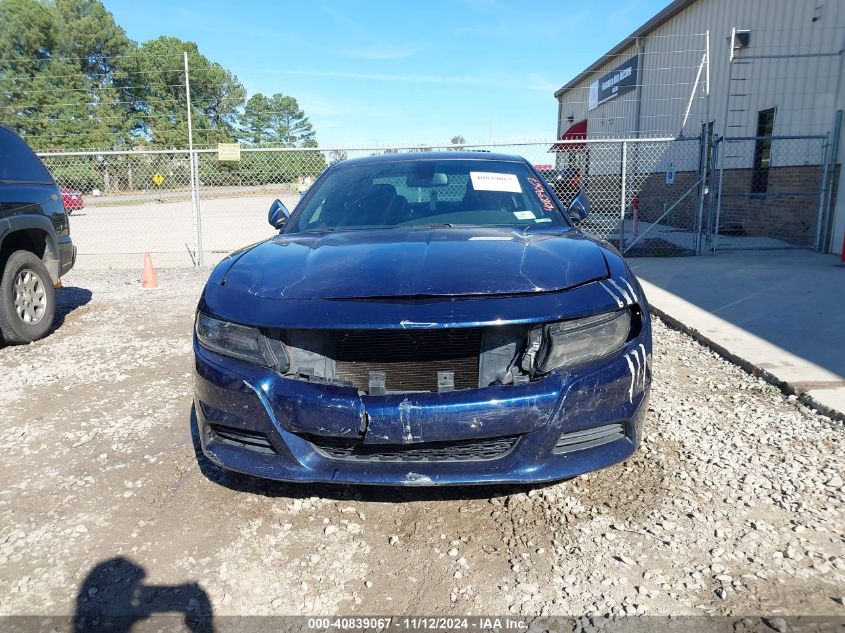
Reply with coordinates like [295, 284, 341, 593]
[217, 143, 241, 161]
[152, 173, 165, 186]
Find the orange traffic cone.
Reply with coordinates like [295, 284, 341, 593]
[141, 252, 159, 289]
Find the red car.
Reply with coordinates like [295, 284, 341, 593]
[60, 187, 84, 213]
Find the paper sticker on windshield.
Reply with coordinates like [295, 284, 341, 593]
[514, 210, 536, 220]
[470, 171, 522, 193]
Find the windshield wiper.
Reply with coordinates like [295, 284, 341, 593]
[414, 223, 455, 228]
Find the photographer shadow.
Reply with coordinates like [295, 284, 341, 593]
[73, 557, 213, 633]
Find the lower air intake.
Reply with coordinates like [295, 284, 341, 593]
[209, 424, 277, 455]
[553, 423, 625, 455]
[306, 434, 519, 463]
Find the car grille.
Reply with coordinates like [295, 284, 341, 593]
[330, 328, 482, 393]
[306, 434, 519, 463]
[553, 423, 626, 455]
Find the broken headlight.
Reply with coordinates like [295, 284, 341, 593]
[536, 309, 631, 373]
[195, 312, 289, 371]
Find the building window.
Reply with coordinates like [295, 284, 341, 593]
[752, 108, 775, 193]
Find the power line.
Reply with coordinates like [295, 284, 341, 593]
[0, 67, 193, 80]
[1, 104, 319, 119]
[0, 84, 187, 95]
[0, 52, 190, 64]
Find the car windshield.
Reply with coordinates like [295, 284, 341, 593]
[286, 157, 568, 233]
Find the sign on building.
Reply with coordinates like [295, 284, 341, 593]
[588, 55, 639, 111]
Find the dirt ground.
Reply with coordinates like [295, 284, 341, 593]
[0, 266, 842, 621]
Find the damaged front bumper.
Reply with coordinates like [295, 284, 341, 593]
[192, 330, 652, 486]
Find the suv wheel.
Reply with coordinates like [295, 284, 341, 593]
[0, 250, 56, 344]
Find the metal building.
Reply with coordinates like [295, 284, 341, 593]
[553, 0, 845, 256]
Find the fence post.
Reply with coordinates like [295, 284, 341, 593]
[819, 109, 842, 252]
[184, 51, 204, 267]
[695, 125, 707, 255]
[711, 135, 726, 253]
[815, 133, 833, 251]
[619, 140, 628, 251]
[704, 137, 720, 253]
[193, 151, 204, 265]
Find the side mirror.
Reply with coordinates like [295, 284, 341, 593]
[567, 190, 590, 223]
[268, 198, 290, 229]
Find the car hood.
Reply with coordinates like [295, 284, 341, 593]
[221, 227, 608, 300]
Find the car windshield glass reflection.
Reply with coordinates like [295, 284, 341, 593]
[286, 159, 567, 233]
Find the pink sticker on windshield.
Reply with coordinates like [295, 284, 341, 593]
[527, 177, 555, 211]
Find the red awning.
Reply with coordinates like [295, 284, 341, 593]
[550, 119, 587, 151]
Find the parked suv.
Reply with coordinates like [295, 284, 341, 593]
[0, 125, 76, 343]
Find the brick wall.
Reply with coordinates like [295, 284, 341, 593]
[623, 164, 840, 247]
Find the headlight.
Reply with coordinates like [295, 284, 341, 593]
[537, 309, 631, 372]
[195, 312, 289, 370]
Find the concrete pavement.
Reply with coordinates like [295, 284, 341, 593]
[629, 250, 845, 420]
[67, 191, 297, 268]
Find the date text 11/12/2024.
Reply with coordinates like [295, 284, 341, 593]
[306, 617, 529, 630]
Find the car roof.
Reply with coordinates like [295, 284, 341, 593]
[0, 124, 55, 185]
[338, 150, 531, 167]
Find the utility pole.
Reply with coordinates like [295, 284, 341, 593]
[184, 51, 203, 266]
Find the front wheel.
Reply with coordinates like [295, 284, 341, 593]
[0, 250, 56, 344]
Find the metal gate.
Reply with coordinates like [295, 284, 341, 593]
[706, 134, 834, 251]
[619, 136, 706, 257]
[548, 135, 707, 258]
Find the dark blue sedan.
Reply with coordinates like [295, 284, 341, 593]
[193, 152, 651, 486]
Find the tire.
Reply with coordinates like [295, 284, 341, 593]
[0, 250, 56, 344]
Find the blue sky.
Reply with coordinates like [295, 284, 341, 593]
[107, 0, 667, 147]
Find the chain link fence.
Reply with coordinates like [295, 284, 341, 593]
[546, 137, 705, 257]
[707, 135, 835, 251]
[38, 147, 326, 265]
[37, 134, 835, 266]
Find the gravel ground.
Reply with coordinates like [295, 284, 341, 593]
[0, 266, 842, 619]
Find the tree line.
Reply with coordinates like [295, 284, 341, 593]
[0, 0, 317, 150]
